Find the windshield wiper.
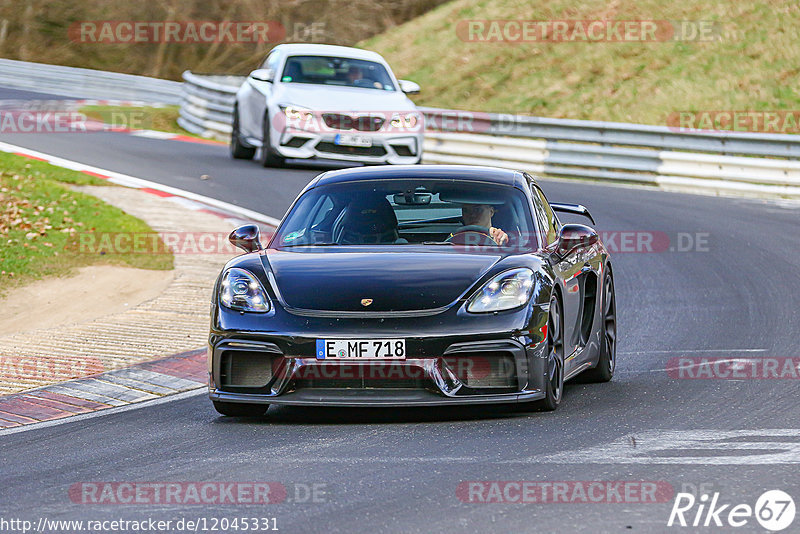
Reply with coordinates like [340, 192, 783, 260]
[281, 242, 340, 247]
[283, 242, 457, 247]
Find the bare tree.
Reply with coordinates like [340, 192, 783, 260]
[0, 0, 448, 78]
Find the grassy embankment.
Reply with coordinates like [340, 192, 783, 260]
[361, 0, 800, 126]
[0, 153, 172, 294]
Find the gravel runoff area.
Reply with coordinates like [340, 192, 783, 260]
[0, 185, 244, 396]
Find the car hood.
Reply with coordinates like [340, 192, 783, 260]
[262, 249, 502, 312]
[272, 84, 417, 113]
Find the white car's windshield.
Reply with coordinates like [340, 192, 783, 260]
[280, 55, 396, 91]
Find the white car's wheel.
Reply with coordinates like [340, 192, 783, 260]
[260, 113, 286, 168]
[230, 106, 256, 160]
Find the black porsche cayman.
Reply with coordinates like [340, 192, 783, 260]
[208, 165, 616, 416]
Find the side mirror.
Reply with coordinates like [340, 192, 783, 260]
[229, 224, 262, 253]
[555, 224, 598, 258]
[249, 68, 274, 83]
[398, 79, 420, 94]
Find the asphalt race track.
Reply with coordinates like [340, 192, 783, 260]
[2, 89, 800, 532]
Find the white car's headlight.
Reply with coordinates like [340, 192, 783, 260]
[466, 268, 535, 313]
[219, 268, 270, 313]
[390, 112, 419, 129]
[281, 105, 314, 122]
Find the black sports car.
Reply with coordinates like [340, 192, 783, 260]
[208, 165, 616, 416]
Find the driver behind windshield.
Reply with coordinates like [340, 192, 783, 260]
[450, 204, 509, 245]
[346, 66, 362, 84]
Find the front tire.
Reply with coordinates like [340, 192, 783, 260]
[230, 106, 256, 160]
[529, 292, 565, 411]
[582, 271, 616, 383]
[260, 113, 285, 168]
[212, 401, 268, 417]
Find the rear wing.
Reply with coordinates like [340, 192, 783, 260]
[550, 203, 596, 225]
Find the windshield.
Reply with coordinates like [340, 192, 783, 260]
[280, 56, 396, 91]
[272, 179, 538, 251]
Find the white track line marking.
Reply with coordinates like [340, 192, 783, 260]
[523, 429, 800, 465]
[616, 357, 782, 375]
[620, 349, 767, 354]
[240, 429, 800, 465]
[0, 140, 281, 226]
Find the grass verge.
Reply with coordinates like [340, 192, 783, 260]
[79, 105, 187, 136]
[79, 105, 222, 141]
[0, 152, 173, 295]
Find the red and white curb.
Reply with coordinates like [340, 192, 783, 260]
[72, 99, 171, 108]
[130, 129, 226, 146]
[0, 140, 280, 429]
[0, 140, 281, 227]
[0, 99, 223, 144]
[0, 348, 207, 433]
[0, 98, 164, 108]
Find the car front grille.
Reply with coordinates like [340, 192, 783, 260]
[293, 362, 425, 390]
[315, 142, 387, 157]
[322, 113, 384, 132]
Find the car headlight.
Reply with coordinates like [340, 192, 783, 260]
[390, 112, 419, 130]
[466, 268, 535, 313]
[281, 105, 314, 122]
[219, 268, 270, 313]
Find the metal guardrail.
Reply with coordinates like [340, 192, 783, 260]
[0, 59, 182, 104]
[422, 131, 800, 198]
[420, 109, 800, 158]
[178, 71, 242, 140]
[180, 71, 800, 197]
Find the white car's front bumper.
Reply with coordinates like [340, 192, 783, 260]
[273, 128, 422, 165]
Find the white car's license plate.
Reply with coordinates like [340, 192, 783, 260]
[316, 339, 406, 360]
[334, 134, 372, 147]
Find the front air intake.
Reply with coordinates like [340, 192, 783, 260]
[219, 350, 275, 388]
[444, 352, 517, 389]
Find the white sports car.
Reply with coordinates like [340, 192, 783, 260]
[231, 43, 423, 167]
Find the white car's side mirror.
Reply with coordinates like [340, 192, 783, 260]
[398, 79, 420, 94]
[249, 68, 274, 83]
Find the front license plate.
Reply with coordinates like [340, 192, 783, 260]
[316, 339, 406, 360]
[334, 133, 372, 147]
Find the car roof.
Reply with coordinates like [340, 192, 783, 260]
[311, 165, 532, 189]
[271, 43, 386, 63]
